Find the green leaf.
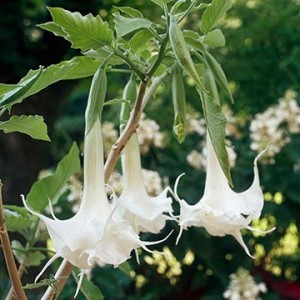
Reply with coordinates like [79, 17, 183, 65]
[0, 66, 43, 108]
[113, 6, 144, 18]
[200, 0, 233, 34]
[38, 21, 67, 39]
[0, 115, 50, 141]
[11, 240, 46, 266]
[130, 30, 154, 52]
[0, 84, 20, 98]
[118, 262, 131, 276]
[46, 7, 114, 51]
[198, 67, 232, 185]
[73, 270, 104, 300]
[202, 29, 225, 48]
[204, 51, 233, 102]
[0, 57, 101, 107]
[150, 0, 175, 10]
[23, 276, 61, 290]
[114, 13, 153, 38]
[26, 143, 80, 212]
[4, 206, 33, 232]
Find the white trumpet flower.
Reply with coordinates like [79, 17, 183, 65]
[115, 133, 173, 234]
[175, 132, 274, 257]
[22, 119, 160, 294]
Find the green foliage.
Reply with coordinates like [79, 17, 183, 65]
[200, 0, 233, 34]
[0, 115, 50, 141]
[40, 7, 114, 51]
[12, 240, 46, 267]
[4, 206, 33, 232]
[26, 142, 80, 212]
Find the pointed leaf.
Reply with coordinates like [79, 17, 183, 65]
[26, 143, 80, 212]
[204, 51, 233, 102]
[113, 6, 144, 18]
[0, 84, 20, 98]
[47, 7, 114, 51]
[114, 13, 153, 38]
[38, 21, 67, 39]
[4, 206, 33, 232]
[0, 115, 50, 141]
[0, 66, 43, 108]
[200, 0, 233, 34]
[0, 57, 101, 107]
[197, 67, 232, 185]
[130, 30, 154, 51]
[202, 29, 225, 48]
[150, 0, 175, 9]
[73, 270, 104, 300]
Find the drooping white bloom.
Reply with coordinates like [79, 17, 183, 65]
[175, 132, 274, 257]
[114, 133, 173, 234]
[22, 119, 157, 289]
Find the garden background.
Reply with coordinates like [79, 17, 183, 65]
[0, 0, 300, 299]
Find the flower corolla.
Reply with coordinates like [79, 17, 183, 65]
[22, 119, 157, 291]
[175, 132, 274, 257]
[114, 133, 173, 234]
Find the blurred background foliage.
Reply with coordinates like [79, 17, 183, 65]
[1, 0, 300, 299]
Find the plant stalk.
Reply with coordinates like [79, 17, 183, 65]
[0, 181, 27, 300]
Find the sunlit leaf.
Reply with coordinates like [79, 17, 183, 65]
[200, 0, 233, 34]
[114, 13, 153, 38]
[150, 0, 175, 10]
[0, 115, 50, 141]
[0, 84, 20, 98]
[0, 67, 43, 108]
[0, 57, 101, 106]
[113, 6, 144, 18]
[45, 7, 114, 51]
[202, 29, 225, 48]
[26, 142, 80, 212]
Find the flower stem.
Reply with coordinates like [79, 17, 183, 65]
[104, 79, 147, 182]
[0, 181, 27, 300]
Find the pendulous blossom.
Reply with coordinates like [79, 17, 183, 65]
[22, 119, 162, 294]
[175, 132, 274, 257]
[114, 133, 173, 234]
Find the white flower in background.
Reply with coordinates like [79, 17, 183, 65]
[114, 133, 173, 234]
[137, 113, 164, 154]
[141, 169, 164, 196]
[250, 90, 300, 163]
[223, 268, 267, 300]
[102, 121, 118, 158]
[176, 132, 274, 257]
[22, 119, 156, 294]
[187, 149, 205, 170]
[187, 140, 237, 170]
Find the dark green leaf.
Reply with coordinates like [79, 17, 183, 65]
[0, 115, 50, 141]
[26, 143, 80, 212]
